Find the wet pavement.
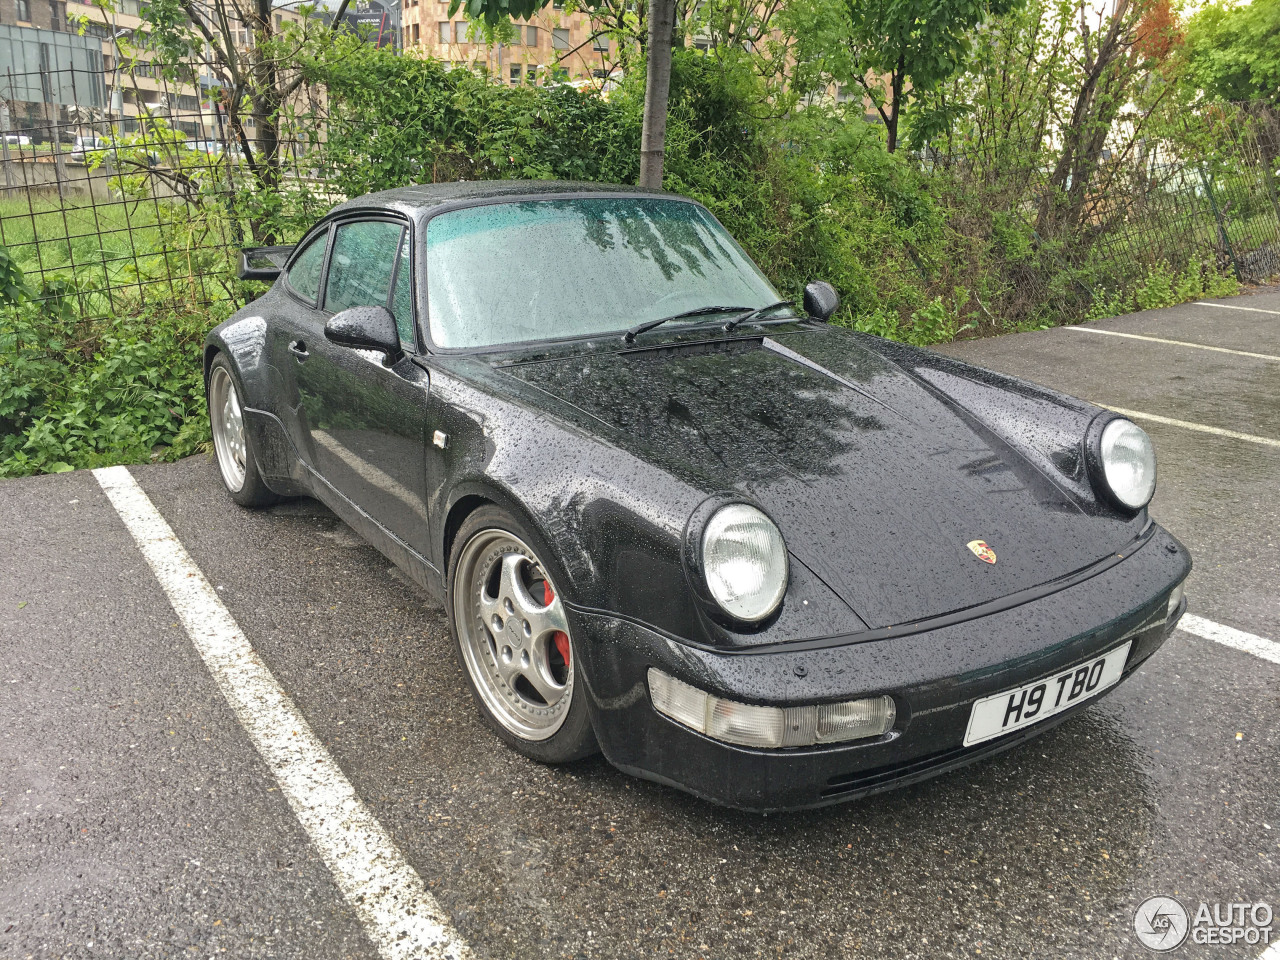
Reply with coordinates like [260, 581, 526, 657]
[2, 290, 1278, 959]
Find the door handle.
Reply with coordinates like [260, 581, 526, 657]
[289, 340, 309, 360]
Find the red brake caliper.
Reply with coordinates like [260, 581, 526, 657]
[543, 582, 571, 666]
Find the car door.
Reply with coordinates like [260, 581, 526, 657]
[295, 217, 433, 561]
[271, 224, 331, 471]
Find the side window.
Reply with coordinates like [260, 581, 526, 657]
[286, 229, 328, 303]
[390, 234, 415, 348]
[324, 220, 404, 316]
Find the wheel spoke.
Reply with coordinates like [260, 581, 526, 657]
[524, 586, 569, 640]
[538, 592, 570, 637]
[492, 643, 523, 686]
[477, 577, 502, 625]
[522, 637, 568, 706]
[498, 554, 539, 616]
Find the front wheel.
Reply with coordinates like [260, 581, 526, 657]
[447, 506, 597, 763]
[207, 355, 278, 508]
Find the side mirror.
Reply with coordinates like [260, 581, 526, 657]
[238, 245, 291, 282]
[325, 305, 402, 363]
[803, 281, 840, 322]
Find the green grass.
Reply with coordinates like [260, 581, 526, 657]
[0, 196, 242, 311]
[0, 195, 166, 282]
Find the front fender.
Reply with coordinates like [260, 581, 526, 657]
[431, 366, 860, 651]
[857, 334, 1114, 512]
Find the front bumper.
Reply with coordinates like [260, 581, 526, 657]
[571, 524, 1191, 812]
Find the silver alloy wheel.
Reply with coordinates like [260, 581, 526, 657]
[209, 365, 247, 493]
[453, 529, 574, 741]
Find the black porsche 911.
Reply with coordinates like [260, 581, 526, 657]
[205, 180, 1190, 811]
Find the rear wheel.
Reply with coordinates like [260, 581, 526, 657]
[207, 355, 278, 508]
[448, 506, 597, 763]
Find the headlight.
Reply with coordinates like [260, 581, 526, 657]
[701, 503, 788, 622]
[1098, 418, 1156, 510]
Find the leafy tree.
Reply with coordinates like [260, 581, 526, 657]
[782, 0, 1024, 151]
[453, 0, 676, 186]
[1133, 0, 1181, 64]
[141, 0, 357, 241]
[1035, 0, 1174, 238]
[1183, 0, 1280, 105]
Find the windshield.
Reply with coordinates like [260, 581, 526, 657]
[425, 198, 781, 349]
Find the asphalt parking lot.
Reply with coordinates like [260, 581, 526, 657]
[2, 290, 1278, 960]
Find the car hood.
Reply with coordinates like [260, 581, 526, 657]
[496, 328, 1142, 629]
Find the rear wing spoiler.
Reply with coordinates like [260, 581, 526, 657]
[238, 245, 293, 281]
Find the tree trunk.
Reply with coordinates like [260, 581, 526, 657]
[639, 0, 675, 188]
[885, 56, 905, 153]
[1035, 0, 1133, 239]
[249, 0, 282, 242]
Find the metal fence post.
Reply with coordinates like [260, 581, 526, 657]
[1198, 165, 1243, 281]
[54, 136, 68, 201]
[0, 93, 11, 190]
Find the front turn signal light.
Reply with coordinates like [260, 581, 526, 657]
[647, 668, 895, 749]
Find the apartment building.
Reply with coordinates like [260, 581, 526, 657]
[400, 0, 617, 85]
[0, 0, 323, 141]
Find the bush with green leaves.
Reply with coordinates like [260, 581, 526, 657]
[1, 34, 1269, 479]
[0, 254, 216, 477]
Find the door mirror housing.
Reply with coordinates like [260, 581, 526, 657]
[803, 281, 840, 322]
[325, 305, 402, 363]
[238, 245, 291, 282]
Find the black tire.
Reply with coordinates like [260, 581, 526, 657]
[447, 504, 598, 763]
[207, 353, 279, 508]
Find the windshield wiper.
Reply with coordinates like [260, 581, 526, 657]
[622, 305, 753, 343]
[722, 300, 795, 333]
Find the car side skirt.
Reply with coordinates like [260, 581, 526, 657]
[303, 466, 445, 602]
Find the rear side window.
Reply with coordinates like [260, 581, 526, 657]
[287, 230, 328, 303]
[324, 220, 405, 315]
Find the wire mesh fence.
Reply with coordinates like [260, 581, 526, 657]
[0, 66, 346, 319]
[2, 65, 1279, 326]
[924, 102, 1280, 289]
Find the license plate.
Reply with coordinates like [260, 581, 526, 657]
[962, 641, 1132, 747]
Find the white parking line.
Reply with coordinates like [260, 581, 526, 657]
[1197, 301, 1280, 317]
[1097, 405, 1280, 448]
[92, 466, 473, 960]
[1259, 940, 1280, 960]
[1179, 613, 1280, 666]
[1065, 326, 1280, 362]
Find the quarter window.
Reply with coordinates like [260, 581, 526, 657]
[324, 220, 405, 316]
[390, 234, 415, 348]
[286, 230, 328, 303]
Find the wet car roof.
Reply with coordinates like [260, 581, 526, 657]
[330, 180, 680, 219]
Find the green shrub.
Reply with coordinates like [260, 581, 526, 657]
[1136, 264, 1178, 311]
[3, 40, 1272, 479]
[0, 258, 216, 478]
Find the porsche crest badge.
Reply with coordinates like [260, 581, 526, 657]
[966, 539, 997, 564]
